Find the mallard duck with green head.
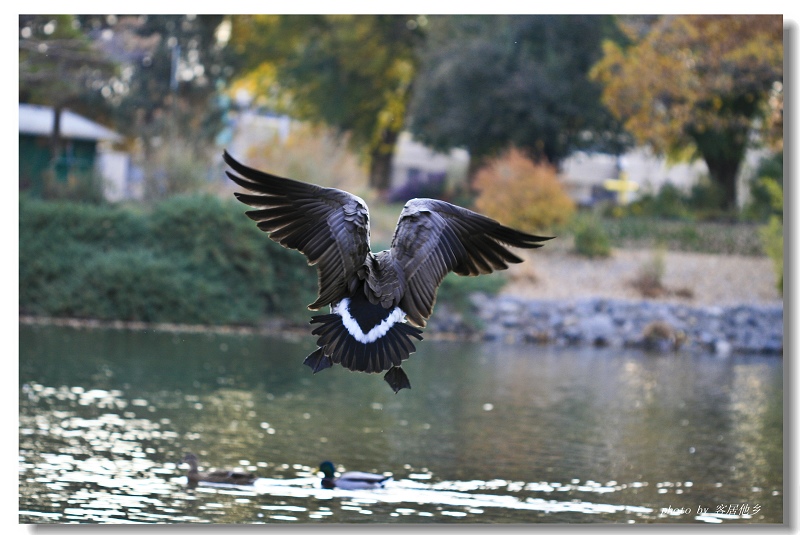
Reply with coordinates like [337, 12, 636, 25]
[318, 461, 392, 490]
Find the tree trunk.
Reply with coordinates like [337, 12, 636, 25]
[368, 128, 399, 191]
[690, 127, 748, 211]
[466, 154, 487, 193]
[704, 154, 742, 211]
[49, 105, 69, 186]
[368, 150, 393, 192]
[50, 105, 63, 162]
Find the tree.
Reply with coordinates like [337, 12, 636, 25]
[82, 15, 237, 147]
[590, 15, 783, 210]
[19, 15, 117, 161]
[229, 15, 425, 190]
[408, 15, 629, 177]
[77, 15, 239, 198]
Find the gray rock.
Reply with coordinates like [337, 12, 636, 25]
[714, 339, 732, 356]
[581, 314, 616, 346]
[435, 293, 782, 355]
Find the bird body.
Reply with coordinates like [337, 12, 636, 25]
[224, 150, 552, 392]
[180, 453, 257, 486]
[318, 461, 391, 490]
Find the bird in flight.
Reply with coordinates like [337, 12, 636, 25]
[224, 150, 552, 392]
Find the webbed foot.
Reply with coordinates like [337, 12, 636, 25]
[384, 366, 411, 393]
[304, 348, 333, 374]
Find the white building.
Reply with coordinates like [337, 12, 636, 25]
[19, 103, 131, 202]
[560, 146, 768, 207]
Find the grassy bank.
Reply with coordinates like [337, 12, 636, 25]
[20, 195, 318, 325]
[598, 217, 765, 256]
[19, 196, 503, 326]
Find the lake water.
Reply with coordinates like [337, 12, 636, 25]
[19, 323, 783, 524]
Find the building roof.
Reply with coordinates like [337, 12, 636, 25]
[19, 103, 122, 142]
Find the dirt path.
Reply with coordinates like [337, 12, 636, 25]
[503, 245, 782, 307]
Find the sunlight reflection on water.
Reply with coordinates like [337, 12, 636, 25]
[20, 380, 661, 523]
[19, 326, 783, 524]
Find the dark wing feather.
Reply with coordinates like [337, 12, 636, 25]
[223, 150, 371, 310]
[390, 198, 552, 327]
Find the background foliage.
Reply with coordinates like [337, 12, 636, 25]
[19, 195, 316, 324]
[571, 214, 612, 258]
[19, 15, 783, 211]
[229, 15, 424, 190]
[473, 147, 575, 234]
[19, 195, 503, 325]
[19, 15, 116, 123]
[591, 15, 783, 210]
[18, 15, 784, 325]
[751, 156, 783, 292]
[409, 15, 630, 171]
[20, 15, 240, 201]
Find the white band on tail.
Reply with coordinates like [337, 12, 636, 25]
[333, 298, 407, 344]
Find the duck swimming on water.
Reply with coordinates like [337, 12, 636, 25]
[180, 453, 257, 485]
[224, 150, 552, 392]
[318, 461, 391, 490]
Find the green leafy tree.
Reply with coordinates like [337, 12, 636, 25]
[744, 152, 783, 222]
[408, 15, 629, 176]
[590, 15, 783, 210]
[77, 15, 238, 198]
[230, 15, 425, 190]
[19, 15, 117, 161]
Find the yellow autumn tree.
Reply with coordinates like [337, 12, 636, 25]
[590, 15, 783, 210]
[229, 15, 423, 191]
[474, 147, 575, 234]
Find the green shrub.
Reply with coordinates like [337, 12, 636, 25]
[42, 168, 105, 204]
[619, 178, 738, 221]
[761, 216, 783, 293]
[60, 248, 245, 323]
[19, 197, 148, 317]
[625, 183, 691, 220]
[752, 171, 783, 294]
[599, 217, 763, 255]
[19, 195, 317, 325]
[18, 194, 524, 326]
[150, 194, 317, 318]
[19, 233, 94, 317]
[437, 272, 505, 307]
[686, 177, 728, 220]
[19, 196, 147, 248]
[572, 214, 612, 258]
[745, 177, 779, 222]
[744, 151, 784, 222]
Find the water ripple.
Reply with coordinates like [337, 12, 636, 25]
[19, 327, 783, 524]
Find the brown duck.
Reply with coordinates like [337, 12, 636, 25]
[180, 453, 257, 485]
[224, 150, 552, 393]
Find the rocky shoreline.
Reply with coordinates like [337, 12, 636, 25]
[21, 293, 783, 357]
[428, 294, 784, 356]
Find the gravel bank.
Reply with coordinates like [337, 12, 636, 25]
[475, 296, 781, 355]
[427, 247, 783, 355]
[20, 247, 783, 355]
[503, 247, 781, 307]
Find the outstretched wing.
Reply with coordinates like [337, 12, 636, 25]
[390, 198, 552, 327]
[224, 150, 371, 310]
